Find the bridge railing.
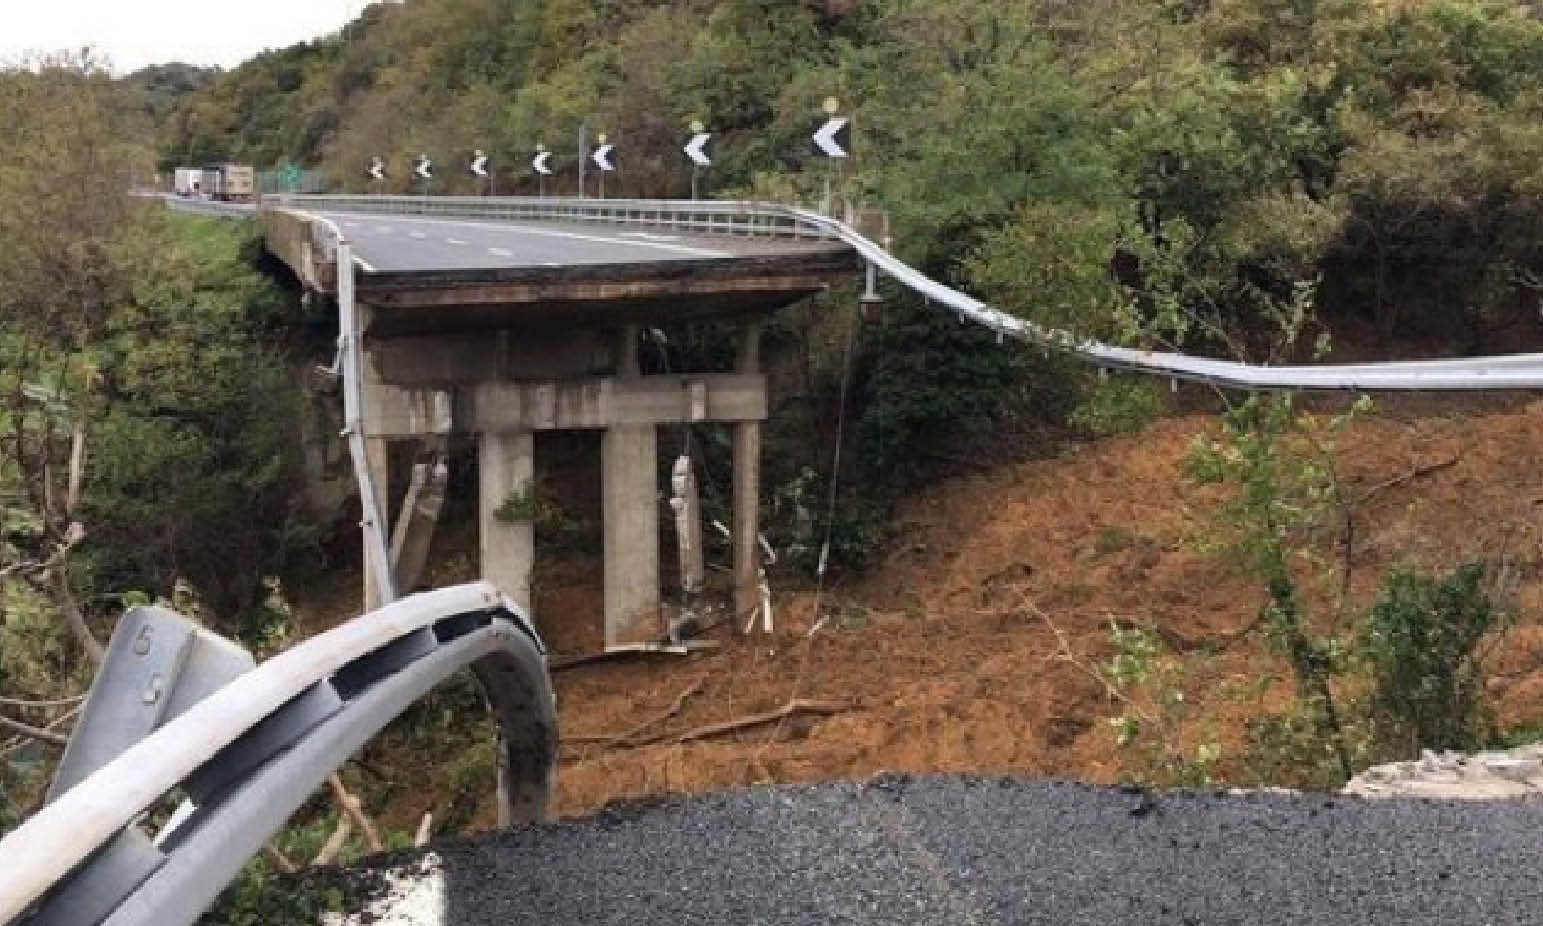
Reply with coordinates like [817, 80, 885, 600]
[0, 581, 557, 926]
[267, 193, 838, 239]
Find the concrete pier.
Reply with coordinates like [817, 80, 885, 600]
[733, 321, 763, 626]
[479, 430, 535, 615]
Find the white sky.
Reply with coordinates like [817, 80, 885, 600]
[3, 1, 371, 75]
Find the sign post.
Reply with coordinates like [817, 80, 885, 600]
[812, 97, 851, 216]
[591, 134, 615, 199]
[366, 155, 385, 193]
[413, 154, 433, 195]
[470, 148, 489, 195]
[683, 119, 711, 200]
[532, 144, 552, 197]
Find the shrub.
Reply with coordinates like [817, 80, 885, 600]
[1361, 560, 1503, 758]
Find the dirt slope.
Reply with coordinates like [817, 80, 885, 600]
[538, 395, 1543, 819]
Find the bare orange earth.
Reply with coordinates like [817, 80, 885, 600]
[333, 394, 1543, 831]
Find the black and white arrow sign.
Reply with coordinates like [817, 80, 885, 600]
[470, 149, 488, 177]
[413, 154, 433, 180]
[813, 117, 850, 158]
[683, 132, 712, 167]
[592, 143, 615, 172]
[532, 149, 553, 175]
[366, 156, 385, 181]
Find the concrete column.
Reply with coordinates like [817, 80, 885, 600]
[603, 323, 659, 647]
[603, 425, 659, 647]
[480, 431, 535, 615]
[733, 321, 763, 627]
[362, 437, 391, 613]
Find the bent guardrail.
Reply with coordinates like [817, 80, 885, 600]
[266, 194, 1543, 391]
[1, 581, 556, 926]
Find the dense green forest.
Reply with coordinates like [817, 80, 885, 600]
[165, 0, 1543, 350]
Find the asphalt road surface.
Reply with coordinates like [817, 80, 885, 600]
[337, 776, 1543, 925]
[318, 211, 845, 274]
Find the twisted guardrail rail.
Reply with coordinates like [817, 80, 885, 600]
[1, 583, 555, 926]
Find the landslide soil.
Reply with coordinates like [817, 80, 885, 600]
[320, 393, 1543, 831]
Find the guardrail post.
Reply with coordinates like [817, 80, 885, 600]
[30, 607, 253, 926]
[47, 607, 254, 800]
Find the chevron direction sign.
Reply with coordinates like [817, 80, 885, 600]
[683, 132, 712, 167]
[813, 116, 850, 158]
[470, 149, 488, 177]
[366, 156, 385, 181]
[413, 154, 433, 180]
[592, 143, 615, 172]
[532, 148, 553, 175]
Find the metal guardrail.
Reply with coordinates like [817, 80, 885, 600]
[269, 194, 1543, 391]
[1, 582, 556, 926]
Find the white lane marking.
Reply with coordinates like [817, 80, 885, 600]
[352, 213, 731, 258]
[409, 231, 427, 239]
[445, 238, 467, 245]
[488, 247, 513, 257]
[620, 231, 681, 242]
[344, 221, 360, 228]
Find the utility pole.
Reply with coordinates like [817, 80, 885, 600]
[577, 123, 588, 199]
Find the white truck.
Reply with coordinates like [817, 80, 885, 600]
[173, 167, 203, 197]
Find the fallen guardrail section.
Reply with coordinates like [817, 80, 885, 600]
[266, 193, 1543, 392]
[1, 581, 556, 926]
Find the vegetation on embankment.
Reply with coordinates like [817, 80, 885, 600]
[0, 58, 321, 831]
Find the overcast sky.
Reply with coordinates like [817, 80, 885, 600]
[4, 1, 370, 75]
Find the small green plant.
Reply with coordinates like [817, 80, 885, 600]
[1361, 560, 1504, 759]
[1069, 376, 1163, 438]
[1103, 620, 1222, 787]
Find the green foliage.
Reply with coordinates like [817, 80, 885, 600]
[1102, 621, 1223, 787]
[1069, 377, 1164, 439]
[1186, 392, 1367, 783]
[1361, 560, 1503, 758]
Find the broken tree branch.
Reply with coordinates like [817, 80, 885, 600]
[262, 843, 298, 875]
[0, 711, 69, 747]
[328, 774, 384, 853]
[312, 814, 353, 866]
[1355, 453, 1462, 506]
[563, 677, 706, 747]
[661, 699, 850, 747]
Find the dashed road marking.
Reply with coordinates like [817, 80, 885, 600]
[409, 231, 427, 239]
[488, 247, 513, 257]
[446, 238, 467, 245]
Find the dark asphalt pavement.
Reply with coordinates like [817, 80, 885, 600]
[355, 776, 1543, 925]
[319, 211, 844, 274]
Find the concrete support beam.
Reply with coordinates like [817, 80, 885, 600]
[734, 321, 763, 626]
[390, 441, 449, 594]
[373, 330, 616, 386]
[602, 425, 660, 648]
[479, 431, 535, 615]
[365, 375, 767, 437]
[362, 437, 391, 613]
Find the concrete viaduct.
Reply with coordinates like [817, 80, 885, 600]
[263, 199, 861, 649]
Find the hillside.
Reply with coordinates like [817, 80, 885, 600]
[299, 392, 1543, 829]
